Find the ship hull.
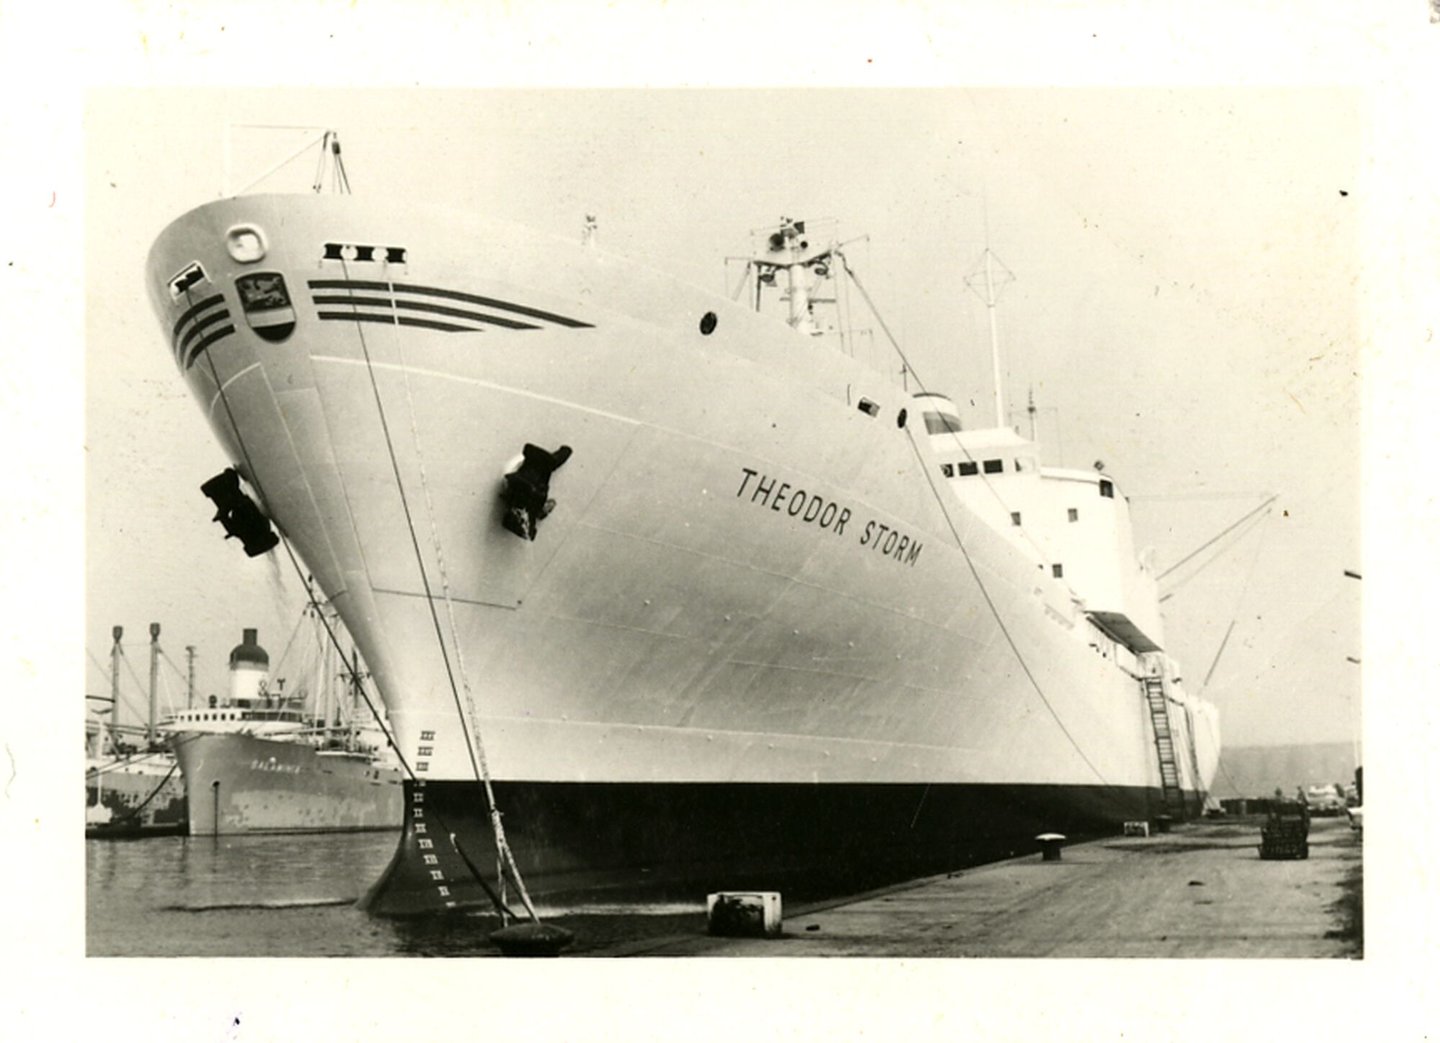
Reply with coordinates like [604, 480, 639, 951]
[148, 193, 1221, 912]
[172, 731, 403, 835]
[363, 776, 1203, 915]
[85, 755, 187, 838]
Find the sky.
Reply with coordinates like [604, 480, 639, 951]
[85, 86, 1362, 750]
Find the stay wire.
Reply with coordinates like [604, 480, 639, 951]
[87, 646, 144, 723]
[338, 255, 539, 921]
[839, 252, 1054, 568]
[195, 307, 516, 917]
[1156, 495, 1277, 582]
[841, 250, 1120, 795]
[899, 419, 1118, 794]
[377, 263, 541, 921]
[195, 328, 416, 776]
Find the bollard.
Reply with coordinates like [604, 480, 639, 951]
[707, 891, 783, 937]
[1035, 832, 1066, 862]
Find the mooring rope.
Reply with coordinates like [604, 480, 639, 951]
[100, 760, 181, 825]
[195, 305, 518, 916]
[375, 263, 542, 921]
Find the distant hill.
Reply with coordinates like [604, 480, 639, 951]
[1208, 742, 1360, 799]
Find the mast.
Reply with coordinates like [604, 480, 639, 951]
[186, 645, 196, 710]
[109, 625, 122, 755]
[321, 607, 336, 734]
[964, 248, 1015, 429]
[348, 646, 364, 751]
[984, 250, 1004, 427]
[777, 220, 815, 333]
[148, 623, 161, 747]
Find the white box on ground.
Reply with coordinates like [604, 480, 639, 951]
[706, 891, 783, 937]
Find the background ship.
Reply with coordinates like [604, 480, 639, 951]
[166, 619, 402, 836]
[85, 739, 186, 838]
[86, 625, 186, 838]
[146, 167, 1219, 913]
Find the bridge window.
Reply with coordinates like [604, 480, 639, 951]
[983, 459, 1003, 475]
[1052, 564, 1064, 578]
[1011, 512, 1022, 526]
[1099, 480, 1114, 498]
[1068, 508, 1079, 522]
[923, 412, 963, 435]
[958, 461, 979, 476]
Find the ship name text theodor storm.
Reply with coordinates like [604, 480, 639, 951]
[735, 466, 924, 566]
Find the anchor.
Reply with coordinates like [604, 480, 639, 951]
[200, 467, 280, 557]
[500, 444, 573, 540]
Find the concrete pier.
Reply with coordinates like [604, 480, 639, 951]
[602, 816, 1361, 958]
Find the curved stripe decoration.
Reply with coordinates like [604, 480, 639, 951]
[170, 293, 235, 369]
[307, 279, 593, 330]
[312, 294, 541, 331]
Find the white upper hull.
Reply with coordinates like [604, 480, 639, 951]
[147, 194, 1219, 796]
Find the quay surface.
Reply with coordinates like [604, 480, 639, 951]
[600, 815, 1361, 958]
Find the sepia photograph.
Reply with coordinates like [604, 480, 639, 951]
[5, 2, 1435, 1040]
[84, 85, 1362, 959]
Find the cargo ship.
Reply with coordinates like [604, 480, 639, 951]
[86, 625, 187, 838]
[146, 166, 1218, 913]
[85, 743, 187, 838]
[165, 625, 403, 835]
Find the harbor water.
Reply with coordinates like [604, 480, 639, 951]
[86, 832, 706, 957]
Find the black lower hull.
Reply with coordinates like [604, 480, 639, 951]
[361, 779, 1196, 916]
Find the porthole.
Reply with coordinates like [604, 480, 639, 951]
[896, 408, 908, 428]
[699, 311, 718, 335]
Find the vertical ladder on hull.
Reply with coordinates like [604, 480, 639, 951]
[1142, 674, 1187, 821]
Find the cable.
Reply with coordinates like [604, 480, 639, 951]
[193, 294, 515, 916]
[899, 420, 1118, 793]
[326, 254, 540, 921]
[839, 246, 1123, 794]
[1156, 495, 1277, 581]
[839, 252, 1056, 569]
